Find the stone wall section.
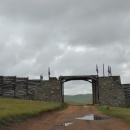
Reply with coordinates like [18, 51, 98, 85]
[36, 77, 61, 102]
[99, 76, 126, 107]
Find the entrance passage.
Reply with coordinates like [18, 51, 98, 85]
[59, 75, 99, 104]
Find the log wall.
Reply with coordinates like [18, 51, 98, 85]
[0, 76, 61, 102]
[15, 77, 28, 99]
[1, 75, 129, 106]
[0, 76, 41, 99]
[122, 84, 130, 107]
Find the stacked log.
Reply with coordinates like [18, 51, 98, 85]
[123, 84, 130, 107]
[28, 79, 41, 100]
[15, 77, 28, 99]
[0, 76, 3, 96]
[0, 75, 61, 103]
[2, 76, 16, 97]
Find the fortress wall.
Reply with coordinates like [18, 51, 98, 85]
[36, 77, 61, 102]
[99, 76, 126, 107]
[1, 74, 130, 106]
[122, 84, 130, 107]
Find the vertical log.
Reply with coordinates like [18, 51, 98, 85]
[95, 81, 98, 104]
[1, 76, 4, 96]
[14, 76, 16, 98]
[92, 80, 95, 105]
[59, 77, 63, 103]
[26, 77, 29, 98]
[60, 82, 62, 103]
[62, 83, 64, 103]
[96, 76, 99, 104]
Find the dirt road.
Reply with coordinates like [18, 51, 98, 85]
[10, 105, 130, 130]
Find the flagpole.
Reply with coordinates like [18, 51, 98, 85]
[103, 64, 105, 77]
[110, 66, 112, 76]
[108, 66, 109, 77]
[111, 67, 112, 76]
[96, 64, 98, 76]
[48, 67, 50, 79]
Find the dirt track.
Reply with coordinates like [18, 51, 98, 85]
[10, 105, 130, 130]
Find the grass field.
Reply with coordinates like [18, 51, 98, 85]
[0, 97, 66, 128]
[66, 100, 92, 105]
[64, 94, 92, 105]
[96, 105, 130, 122]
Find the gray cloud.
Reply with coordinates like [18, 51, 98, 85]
[0, 0, 130, 94]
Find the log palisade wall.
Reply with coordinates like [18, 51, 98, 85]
[122, 84, 130, 107]
[0, 76, 41, 100]
[0, 76, 60, 102]
[1, 75, 130, 107]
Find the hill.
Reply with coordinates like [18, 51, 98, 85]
[64, 94, 92, 103]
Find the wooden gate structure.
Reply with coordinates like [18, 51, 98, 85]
[59, 75, 99, 104]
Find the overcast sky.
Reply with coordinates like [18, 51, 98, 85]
[0, 0, 130, 95]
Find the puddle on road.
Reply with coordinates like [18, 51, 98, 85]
[55, 122, 73, 127]
[84, 106, 90, 108]
[75, 114, 110, 120]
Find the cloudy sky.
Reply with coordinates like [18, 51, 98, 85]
[0, 0, 130, 95]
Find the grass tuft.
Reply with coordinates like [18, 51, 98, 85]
[0, 97, 67, 129]
[96, 104, 130, 122]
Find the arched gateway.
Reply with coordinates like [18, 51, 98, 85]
[59, 75, 99, 104]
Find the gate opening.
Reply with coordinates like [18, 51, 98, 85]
[64, 81, 92, 104]
[59, 75, 99, 104]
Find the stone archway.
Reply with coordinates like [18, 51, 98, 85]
[59, 75, 99, 104]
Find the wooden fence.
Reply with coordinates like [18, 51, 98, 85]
[0, 76, 41, 100]
[123, 84, 130, 107]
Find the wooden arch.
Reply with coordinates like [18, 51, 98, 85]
[59, 75, 99, 104]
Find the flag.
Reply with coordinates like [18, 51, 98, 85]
[48, 67, 50, 77]
[108, 66, 110, 76]
[109, 66, 112, 76]
[109, 67, 111, 74]
[96, 64, 98, 74]
[103, 64, 105, 77]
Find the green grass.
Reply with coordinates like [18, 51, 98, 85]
[64, 94, 92, 102]
[96, 105, 130, 122]
[0, 97, 66, 128]
[66, 100, 92, 105]
[64, 94, 92, 105]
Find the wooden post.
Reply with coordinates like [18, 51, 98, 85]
[26, 77, 29, 99]
[96, 76, 99, 104]
[62, 83, 64, 103]
[103, 64, 105, 77]
[92, 81, 94, 105]
[59, 78, 63, 103]
[92, 80, 96, 105]
[95, 81, 98, 104]
[94, 81, 96, 104]
[1, 76, 4, 96]
[14, 76, 16, 98]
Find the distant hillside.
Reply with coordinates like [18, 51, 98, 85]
[64, 94, 92, 103]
